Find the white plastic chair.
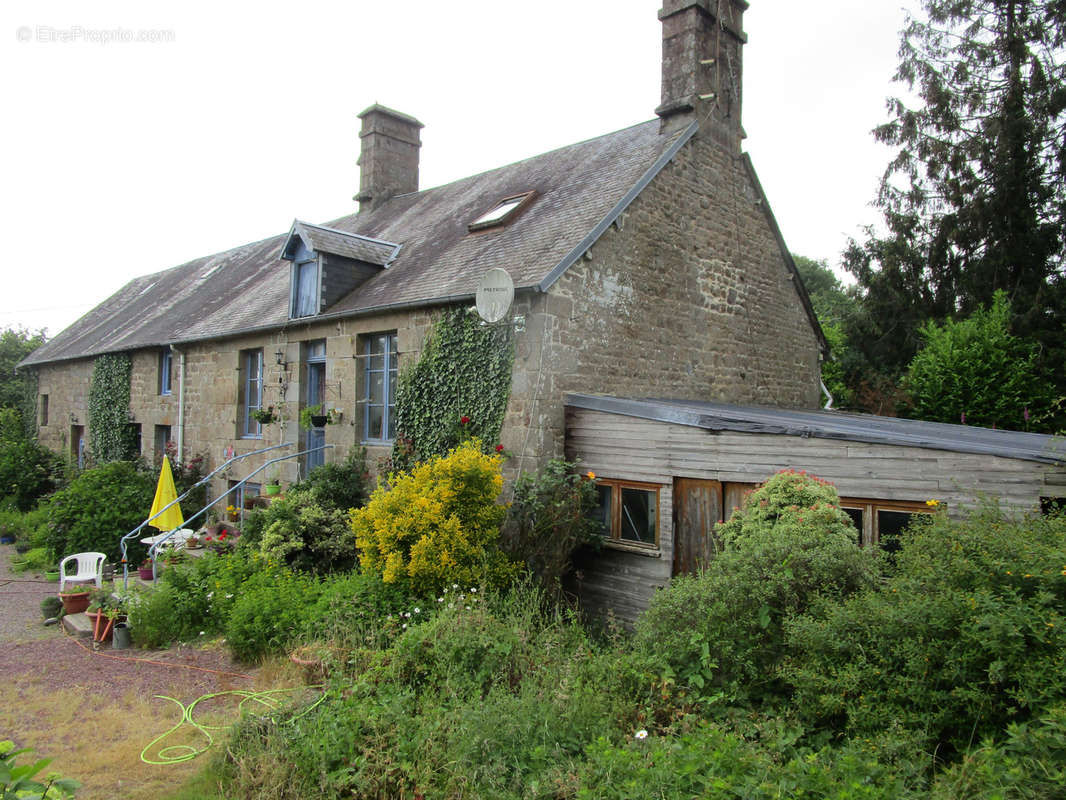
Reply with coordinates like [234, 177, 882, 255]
[59, 552, 106, 592]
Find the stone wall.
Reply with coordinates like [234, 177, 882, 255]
[33, 307, 436, 511]
[503, 127, 823, 478]
[31, 127, 821, 514]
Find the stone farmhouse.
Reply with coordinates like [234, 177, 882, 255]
[21, 1, 1065, 618]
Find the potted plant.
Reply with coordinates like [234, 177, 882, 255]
[263, 470, 282, 496]
[250, 405, 278, 425]
[44, 568, 60, 583]
[299, 404, 338, 430]
[137, 558, 155, 581]
[58, 584, 93, 615]
[226, 503, 239, 522]
[86, 588, 115, 641]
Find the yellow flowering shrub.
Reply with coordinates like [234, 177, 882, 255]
[350, 441, 518, 595]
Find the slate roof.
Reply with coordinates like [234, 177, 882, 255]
[566, 394, 1066, 465]
[23, 119, 696, 366]
[286, 221, 400, 266]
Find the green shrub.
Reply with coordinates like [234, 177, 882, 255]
[253, 493, 356, 573]
[40, 596, 62, 619]
[502, 459, 601, 594]
[0, 408, 60, 512]
[294, 447, 371, 512]
[129, 550, 273, 648]
[930, 703, 1066, 799]
[298, 571, 412, 650]
[903, 291, 1053, 431]
[351, 440, 518, 596]
[43, 461, 156, 562]
[225, 568, 323, 662]
[12, 546, 53, 573]
[576, 725, 919, 799]
[786, 505, 1066, 758]
[635, 471, 874, 705]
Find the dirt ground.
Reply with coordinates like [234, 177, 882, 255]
[0, 544, 295, 800]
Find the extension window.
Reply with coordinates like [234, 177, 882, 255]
[838, 498, 935, 551]
[594, 479, 660, 551]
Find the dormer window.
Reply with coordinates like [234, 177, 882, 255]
[292, 256, 320, 318]
[468, 191, 537, 232]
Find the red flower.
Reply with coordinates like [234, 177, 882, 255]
[218, 532, 228, 540]
[460, 416, 470, 425]
[495, 444, 504, 452]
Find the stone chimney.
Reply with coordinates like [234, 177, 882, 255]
[355, 104, 424, 213]
[655, 0, 747, 150]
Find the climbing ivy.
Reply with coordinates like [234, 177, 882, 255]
[88, 353, 137, 464]
[392, 307, 514, 470]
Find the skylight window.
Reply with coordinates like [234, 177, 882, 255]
[468, 191, 536, 232]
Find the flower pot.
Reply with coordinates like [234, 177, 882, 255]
[87, 611, 115, 642]
[59, 591, 91, 615]
[44, 570, 59, 583]
[138, 566, 155, 581]
[0, 535, 14, 545]
[310, 415, 328, 428]
[112, 622, 132, 650]
[264, 483, 281, 496]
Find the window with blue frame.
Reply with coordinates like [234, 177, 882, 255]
[291, 258, 319, 318]
[239, 349, 264, 438]
[159, 348, 172, 395]
[362, 332, 397, 442]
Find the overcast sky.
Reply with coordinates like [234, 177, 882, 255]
[1, 0, 916, 337]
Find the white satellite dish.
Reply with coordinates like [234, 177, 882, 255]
[475, 268, 514, 323]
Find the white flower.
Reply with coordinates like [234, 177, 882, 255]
[465, 605, 471, 610]
[225, 593, 233, 599]
[635, 729, 648, 740]
[437, 597, 444, 603]
[414, 607, 420, 614]
[206, 591, 214, 600]
[470, 588, 477, 594]
[199, 631, 205, 636]
[402, 623, 407, 629]
[452, 583, 459, 589]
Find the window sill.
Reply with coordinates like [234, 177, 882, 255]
[360, 440, 394, 447]
[603, 540, 661, 558]
[240, 435, 263, 440]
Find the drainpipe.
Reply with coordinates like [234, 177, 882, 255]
[173, 346, 187, 458]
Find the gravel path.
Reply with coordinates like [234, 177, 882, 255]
[0, 543, 256, 702]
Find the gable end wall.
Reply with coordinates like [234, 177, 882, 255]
[503, 130, 822, 475]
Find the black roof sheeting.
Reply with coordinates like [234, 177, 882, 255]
[566, 394, 1066, 465]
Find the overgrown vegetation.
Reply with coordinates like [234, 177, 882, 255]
[169, 472, 1066, 799]
[0, 407, 60, 512]
[392, 306, 514, 468]
[501, 459, 601, 595]
[43, 460, 155, 563]
[87, 352, 137, 463]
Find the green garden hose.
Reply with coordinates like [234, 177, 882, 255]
[140, 686, 326, 765]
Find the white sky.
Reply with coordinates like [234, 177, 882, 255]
[1, 0, 915, 338]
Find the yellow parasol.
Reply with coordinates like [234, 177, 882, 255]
[149, 456, 185, 532]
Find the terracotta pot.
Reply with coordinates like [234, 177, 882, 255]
[59, 591, 91, 615]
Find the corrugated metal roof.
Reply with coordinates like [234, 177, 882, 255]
[565, 394, 1066, 465]
[24, 119, 690, 366]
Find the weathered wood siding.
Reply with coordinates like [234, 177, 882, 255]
[564, 406, 1066, 622]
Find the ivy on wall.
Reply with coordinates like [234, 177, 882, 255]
[88, 353, 137, 463]
[392, 307, 515, 470]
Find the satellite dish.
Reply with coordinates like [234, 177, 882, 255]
[475, 268, 514, 323]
